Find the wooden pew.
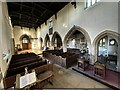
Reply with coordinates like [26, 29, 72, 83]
[6, 60, 47, 77]
[43, 51, 79, 68]
[33, 64, 53, 88]
[10, 56, 39, 64]
[4, 63, 50, 89]
[11, 53, 37, 60]
[9, 58, 42, 69]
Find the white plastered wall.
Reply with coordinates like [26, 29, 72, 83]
[0, 2, 14, 88]
[37, 2, 119, 64]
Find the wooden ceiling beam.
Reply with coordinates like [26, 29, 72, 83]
[35, 3, 54, 14]
[7, 2, 69, 28]
[10, 11, 43, 22]
[12, 2, 43, 14]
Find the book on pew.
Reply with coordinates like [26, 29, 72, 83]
[20, 72, 36, 88]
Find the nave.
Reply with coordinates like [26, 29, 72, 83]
[4, 52, 110, 89]
[0, 1, 120, 90]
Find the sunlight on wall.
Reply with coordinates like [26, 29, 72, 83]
[31, 39, 38, 49]
[32, 41, 34, 49]
[22, 28, 29, 35]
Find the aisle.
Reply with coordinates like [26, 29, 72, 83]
[43, 64, 109, 88]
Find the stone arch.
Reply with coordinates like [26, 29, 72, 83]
[44, 33, 50, 47]
[19, 34, 32, 50]
[19, 34, 31, 43]
[63, 25, 91, 53]
[51, 31, 62, 48]
[93, 30, 120, 70]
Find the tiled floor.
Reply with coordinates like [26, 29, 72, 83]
[43, 64, 111, 89]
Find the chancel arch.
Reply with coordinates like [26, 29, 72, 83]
[93, 30, 120, 71]
[19, 34, 32, 50]
[51, 31, 62, 50]
[64, 25, 91, 54]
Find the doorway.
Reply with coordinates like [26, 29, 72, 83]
[20, 34, 31, 50]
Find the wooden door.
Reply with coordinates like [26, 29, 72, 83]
[22, 43, 29, 50]
[28, 43, 32, 49]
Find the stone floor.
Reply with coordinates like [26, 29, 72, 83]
[18, 49, 42, 54]
[43, 64, 112, 89]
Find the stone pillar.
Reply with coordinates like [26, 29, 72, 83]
[63, 43, 67, 52]
[89, 44, 95, 65]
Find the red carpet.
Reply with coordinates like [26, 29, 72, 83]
[72, 65, 120, 90]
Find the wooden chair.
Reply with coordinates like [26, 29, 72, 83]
[94, 55, 106, 78]
[94, 63, 106, 79]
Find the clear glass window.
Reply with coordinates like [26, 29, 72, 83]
[92, 0, 96, 5]
[85, 0, 100, 8]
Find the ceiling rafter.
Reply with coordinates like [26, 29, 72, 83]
[28, 2, 34, 27]
[7, 2, 69, 29]
[13, 2, 44, 15]
[10, 11, 43, 22]
[19, 2, 22, 26]
[35, 2, 55, 14]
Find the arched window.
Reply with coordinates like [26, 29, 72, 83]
[85, 0, 100, 8]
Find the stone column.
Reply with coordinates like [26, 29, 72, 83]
[63, 43, 67, 52]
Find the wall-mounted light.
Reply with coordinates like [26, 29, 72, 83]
[65, 25, 67, 28]
[63, 23, 65, 27]
[63, 23, 67, 28]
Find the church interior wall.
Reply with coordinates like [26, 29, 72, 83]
[0, 1, 119, 88]
[37, 2, 119, 65]
[0, 2, 14, 88]
[37, 2, 118, 49]
[13, 26, 38, 49]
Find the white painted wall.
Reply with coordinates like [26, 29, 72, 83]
[38, 2, 118, 45]
[36, 27, 41, 49]
[0, 2, 2, 89]
[1, 2, 13, 76]
[37, 2, 118, 64]
[0, 2, 13, 88]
